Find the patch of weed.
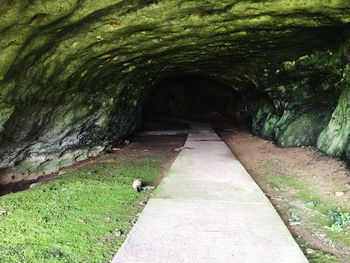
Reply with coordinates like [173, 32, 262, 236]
[307, 251, 340, 263]
[264, 162, 350, 255]
[328, 210, 350, 232]
[306, 200, 322, 208]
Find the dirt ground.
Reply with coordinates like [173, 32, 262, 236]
[212, 118, 350, 262]
[0, 134, 186, 196]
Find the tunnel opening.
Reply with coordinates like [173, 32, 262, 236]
[141, 74, 275, 133]
[141, 74, 254, 132]
[144, 75, 239, 119]
[0, 0, 349, 187]
[1, 1, 350, 261]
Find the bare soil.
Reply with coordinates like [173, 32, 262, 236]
[212, 117, 350, 262]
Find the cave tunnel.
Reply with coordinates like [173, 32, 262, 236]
[143, 74, 258, 132]
[144, 75, 239, 118]
[2, 1, 350, 262]
[1, 0, 350, 185]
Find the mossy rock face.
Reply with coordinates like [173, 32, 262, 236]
[277, 111, 331, 147]
[1, 0, 350, 181]
[346, 143, 350, 164]
[262, 115, 280, 140]
[252, 101, 280, 139]
[0, 103, 14, 134]
[250, 44, 348, 151]
[317, 87, 350, 157]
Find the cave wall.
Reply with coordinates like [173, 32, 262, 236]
[0, 0, 350, 183]
[250, 44, 350, 158]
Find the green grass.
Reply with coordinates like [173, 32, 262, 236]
[296, 237, 340, 263]
[0, 157, 163, 263]
[307, 251, 340, 263]
[272, 174, 350, 236]
[261, 161, 350, 262]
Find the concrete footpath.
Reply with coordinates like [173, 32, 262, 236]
[112, 123, 309, 263]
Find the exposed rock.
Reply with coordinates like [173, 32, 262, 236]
[112, 148, 121, 151]
[174, 147, 193, 152]
[142, 185, 155, 191]
[335, 191, 345, 197]
[29, 182, 42, 189]
[0, 1, 350, 181]
[277, 111, 331, 148]
[306, 248, 316, 255]
[174, 147, 185, 152]
[113, 229, 122, 238]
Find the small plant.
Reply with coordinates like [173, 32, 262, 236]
[289, 211, 300, 222]
[328, 210, 350, 232]
[46, 248, 68, 259]
[306, 200, 322, 208]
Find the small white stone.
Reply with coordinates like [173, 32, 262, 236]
[112, 147, 121, 151]
[174, 147, 184, 152]
[335, 191, 344, 197]
[58, 170, 66, 176]
[306, 248, 315, 254]
[114, 229, 122, 237]
[29, 182, 42, 189]
[142, 185, 155, 191]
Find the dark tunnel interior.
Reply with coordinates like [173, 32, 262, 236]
[144, 75, 239, 117]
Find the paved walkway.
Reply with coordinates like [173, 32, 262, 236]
[112, 123, 309, 263]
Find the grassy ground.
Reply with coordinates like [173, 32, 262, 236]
[263, 161, 350, 263]
[0, 157, 163, 263]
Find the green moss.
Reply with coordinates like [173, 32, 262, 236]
[272, 175, 319, 202]
[277, 111, 330, 147]
[261, 114, 279, 139]
[318, 87, 350, 157]
[0, 157, 163, 262]
[273, 109, 296, 141]
[0, 104, 14, 133]
[346, 143, 350, 162]
[307, 251, 340, 263]
[295, 237, 340, 263]
[1, 0, 350, 178]
[252, 101, 280, 140]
